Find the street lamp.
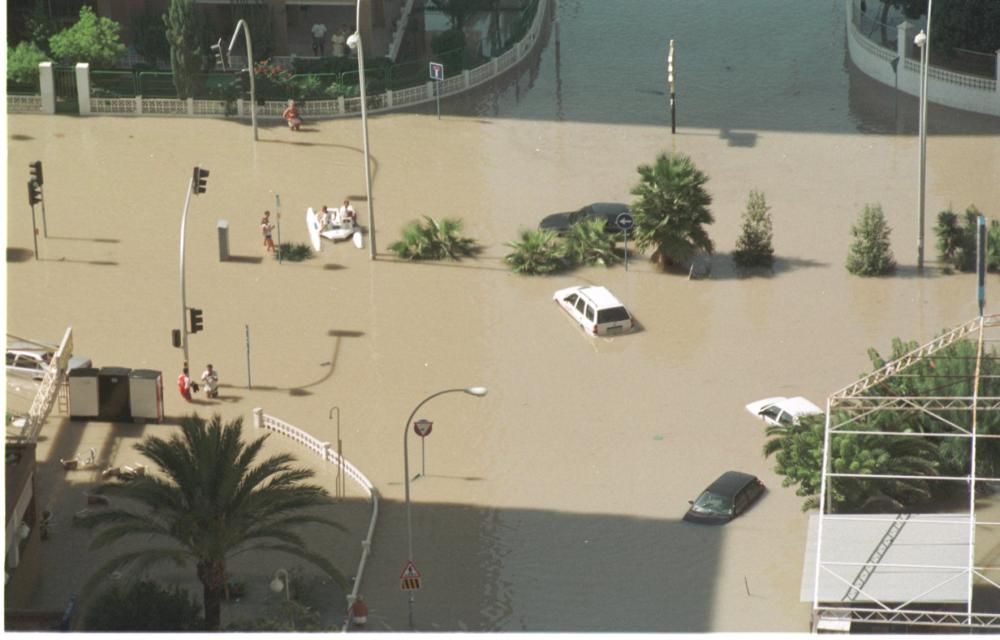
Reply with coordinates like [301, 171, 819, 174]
[914, 0, 933, 269]
[227, 19, 258, 142]
[270, 568, 290, 601]
[402, 386, 487, 627]
[347, 5, 376, 260]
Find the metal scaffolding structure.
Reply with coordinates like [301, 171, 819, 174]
[811, 314, 1000, 632]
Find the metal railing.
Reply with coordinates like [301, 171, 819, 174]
[251, 408, 378, 632]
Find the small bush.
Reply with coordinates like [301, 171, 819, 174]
[7, 41, 49, 86]
[84, 580, 203, 631]
[934, 205, 994, 272]
[846, 203, 895, 276]
[389, 217, 480, 260]
[275, 242, 314, 262]
[504, 229, 567, 275]
[564, 218, 620, 267]
[732, 189, 774, 269]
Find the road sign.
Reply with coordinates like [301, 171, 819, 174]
[615, 212, 635, 231]
[413, 419, 433, 437]
[400, 560, 422, 590]
[429, 62, 445, 81]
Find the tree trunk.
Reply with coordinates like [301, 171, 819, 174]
[197, 559, 226, 631]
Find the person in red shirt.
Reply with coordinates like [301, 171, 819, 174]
[349, 595, 368, 627]
[178, 367, 194, 401]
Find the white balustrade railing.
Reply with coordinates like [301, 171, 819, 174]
[15, 0, 551, 119]
[251, 408, 377, 632]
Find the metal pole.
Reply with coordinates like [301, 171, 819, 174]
[421, 435, 426, 477]
[354, 1, 377, 260]
[436, 79, 441, 120]
[275, 193, 283, 264]
[402, 387, 486, 628]
[330, 407, 342, 499]
[977, 215, 986, 317]
[39, 184, 49, 238]
[668, 39, 676, 134]
[244, 324, 252, 389]
[29, 202, 39, 260]
[179, 175, 195, 365]
[916, 0, 932, 270]
[228, 20, 257, 142]
[624, 229, 629, 272]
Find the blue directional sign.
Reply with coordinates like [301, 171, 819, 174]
[616, 212, 635, 231]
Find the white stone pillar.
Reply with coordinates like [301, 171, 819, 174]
[426, 80, 434, 99]
[75, 63, 91, 115]
[39, 62, 55, 114]
[237, 97, 245, 116]
[136, 96, 143, 115]
[252, 407, 263, 429]
[995, 50, 1000, 103]
[338, 95, 346, 114]
[187, 97, 195, 115]
[386, 89, 394, 107]
[463, 69, 470, 88]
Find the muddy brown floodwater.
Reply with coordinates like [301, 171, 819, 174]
[6, 3, 1000, 632]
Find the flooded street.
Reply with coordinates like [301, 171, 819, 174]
[7, 0, 1000, 632]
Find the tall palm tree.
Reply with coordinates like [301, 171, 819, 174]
[76, 414, 346, 631]
[630, 152, 714, 269]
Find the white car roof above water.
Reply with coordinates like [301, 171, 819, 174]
[554, 285, 623, 308]
[745, 396, 822, 417]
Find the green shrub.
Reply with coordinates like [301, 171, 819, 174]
[389, 217, 480, 260]
[49, 6, 127, 69]
[84, 580, 203, 631]
[504, 229, 567, 275]
[275, 242, 314, 262]
[7, 41, 49, 87]
[732, 189, 774, 269]
[564, 218, 620, 267]
[934, 205, 994, 272]
[846, 203, 895, 276]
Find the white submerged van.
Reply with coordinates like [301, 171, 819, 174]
[553, 285, 634, 336]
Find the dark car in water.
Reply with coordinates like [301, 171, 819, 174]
[538, 202, 631, 235]
[683, 471, 765, 524]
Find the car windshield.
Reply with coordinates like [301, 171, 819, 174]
[691, 491, 734, 516]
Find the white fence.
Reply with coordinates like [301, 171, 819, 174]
[8, 0, 551, 119]
[845, 0, 1000, 116]
[251, 408, 378, 632]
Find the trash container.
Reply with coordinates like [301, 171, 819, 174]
[217, 219, 230, 261]
[129, 369, 163, 423]
[98, 367, 132, 421]
[68, 367, 100, 419]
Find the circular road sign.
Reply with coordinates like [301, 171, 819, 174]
[615, 212, 635, 231]
[413, 419, 433, 437]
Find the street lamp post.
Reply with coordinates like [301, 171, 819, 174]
[270, 568, 291, 601]
[227, 19, 258, 142]
[914, 0, 933, 270]
[347, 4, 376, 260]
[402, 386, 487, 628]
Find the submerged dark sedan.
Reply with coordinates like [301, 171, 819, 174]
[538, 202, 631, 235]
[683, 471, 765, 525]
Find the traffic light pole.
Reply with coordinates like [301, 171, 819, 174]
[179, 175, 195, 366]
[39, 185, 48, 238]
[28, 200, 39, 260]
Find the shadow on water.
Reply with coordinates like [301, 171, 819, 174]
[436, 0, 999, 136]
[7, 248, 35, 263]
[226, 255, 264, 264]
[46, 236, 120, 243]
[365, 499, 724, 632]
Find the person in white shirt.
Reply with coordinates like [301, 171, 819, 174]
[319, 205, 333, 229]
[311, 23, 328, 56]
[201, 363, 219, 399]
[331, 27, 347, 58]
[339, 198, 357, 227]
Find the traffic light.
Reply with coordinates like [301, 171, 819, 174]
[211, 38, 227, 70]
[238, 69, 251, 93]
[189, 308, 204, 334]
[29, 161, 43, 186]
[172, 329, 182, 348]
[28, 180, 42, 206]
[192, 166, 209, 195]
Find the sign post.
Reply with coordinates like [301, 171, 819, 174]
[413, 419, 433, 478]
[400, 560, 422, 591]
[668, 39, 676, 134]
[429, 62, 444, 120]
[616, 212, 635, 272]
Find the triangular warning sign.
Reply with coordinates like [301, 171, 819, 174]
[400, 560, 421, 579]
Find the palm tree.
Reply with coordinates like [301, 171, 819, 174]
[504, 228, 567, 275]
[389, 216, 479, 260]
[564, 218, 621, 267]
[630, 152, 714, 269]
[76, 414, 346, 631]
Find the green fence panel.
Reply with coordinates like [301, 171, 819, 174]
[90, 70, 138, 97]
[138, 72, 178, 98]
